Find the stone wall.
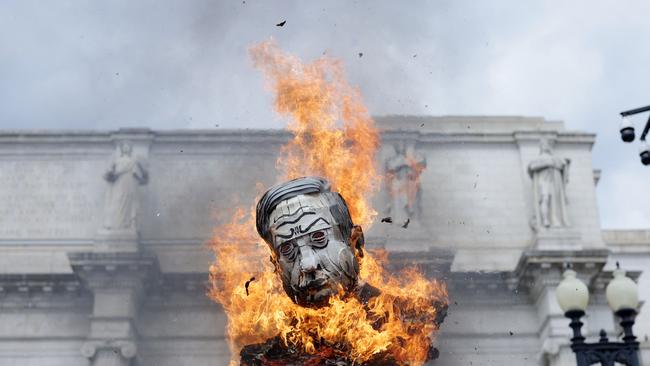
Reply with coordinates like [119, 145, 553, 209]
[0, 116, 644, 366]
[0, 116, 602, 273]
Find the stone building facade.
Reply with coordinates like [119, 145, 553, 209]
[0, 116, 647, 365]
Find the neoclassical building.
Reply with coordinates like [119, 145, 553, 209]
[0, 116, 647, 365]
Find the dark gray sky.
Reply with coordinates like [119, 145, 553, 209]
[2, 0, 650, 228]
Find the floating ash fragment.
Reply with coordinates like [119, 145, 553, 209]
[245, 277, 256, 296]
[276, 20, 286, 27]
[380, 216, 393, 223]
[401, 218, 410, 229]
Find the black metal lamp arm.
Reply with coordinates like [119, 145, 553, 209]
[565, 309, 641, 366]
[620, 105, 650, 117]
[639, 114, 650, 141]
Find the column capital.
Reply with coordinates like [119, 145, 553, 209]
[68, 251, 159, 290]
[510, 249, 609, 300]
[81, 339, 137, 359]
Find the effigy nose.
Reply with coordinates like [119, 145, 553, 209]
[299, 246, 318, 273]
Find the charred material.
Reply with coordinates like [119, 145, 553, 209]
[239, 286, 448, 365]
[245, 277, 256, 296]
[240, 336, 440, 366]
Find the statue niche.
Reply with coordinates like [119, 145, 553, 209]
[528, 138, 570, 230]
[102, 141, 148, 233]
[384, 141, 426, 226]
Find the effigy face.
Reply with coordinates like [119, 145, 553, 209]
[269, 194, 359, 307]
[256, 177, 360, 307]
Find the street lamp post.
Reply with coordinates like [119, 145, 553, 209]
[556, 263, 641, 366]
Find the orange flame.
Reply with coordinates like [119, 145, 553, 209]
[209, 40, 447, 365]
[249, 40, 378, 227]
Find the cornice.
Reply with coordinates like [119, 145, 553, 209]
[0, 122, 597, 147]
[0, 274, 84, 295]
[510, 249, 610, 301]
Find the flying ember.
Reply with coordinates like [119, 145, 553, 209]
[208, 40, 448, 366]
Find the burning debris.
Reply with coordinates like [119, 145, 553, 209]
[208, 41, 448, 366]
[240, 336, 440, 366]
[245, 277, 256, 296]
[240, 296, 448, 365]
[239, 288, 449, 365]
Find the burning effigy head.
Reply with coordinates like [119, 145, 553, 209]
[209, 40, 448, 366]
[256, 176, 364, 308]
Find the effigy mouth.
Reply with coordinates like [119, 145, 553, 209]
[302, 278, 328, 291]
[291, 279, 337, 308]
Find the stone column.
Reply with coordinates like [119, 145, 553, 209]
[70, 129, 158, 365]
[69, 252, 159, 366]
[529, 263, 575, 366]
[511, 250, 609, 366]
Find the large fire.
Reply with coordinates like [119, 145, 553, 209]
[208, 40, 447, 365]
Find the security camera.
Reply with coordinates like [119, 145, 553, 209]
[620, 116, 635, 142]
[640, 141, 650, 165]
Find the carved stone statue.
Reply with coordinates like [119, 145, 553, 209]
[385, 141, 426, 225]
[528, 138, 570, 229]
[102, 141, 148, 231]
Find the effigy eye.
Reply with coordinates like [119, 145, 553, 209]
[279, 241, 297, 259]
[310, 230, 328, 248]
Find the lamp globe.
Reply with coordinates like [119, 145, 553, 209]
[556, 269, 589, 314]
[606, 264, 639, 312]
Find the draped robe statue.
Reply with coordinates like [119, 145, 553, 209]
[103, 141, 148, 231]
[528, 139, 570, 229]
[385, 142, 426, 225]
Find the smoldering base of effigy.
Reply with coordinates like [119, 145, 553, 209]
[240, 335, 441, 366]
